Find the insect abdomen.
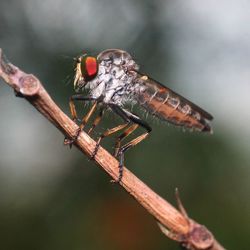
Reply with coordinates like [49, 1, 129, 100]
[138, 88, 212, 132]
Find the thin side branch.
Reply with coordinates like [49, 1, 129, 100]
[0, 49, 225, 250]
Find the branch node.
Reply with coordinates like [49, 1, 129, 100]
[185, 223, 213, 250]
[19, 74, 40, 96]
[158, 189, 214, 249]
[0, 49, 40, 96]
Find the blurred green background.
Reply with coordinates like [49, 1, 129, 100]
[0, 0, 249, 249]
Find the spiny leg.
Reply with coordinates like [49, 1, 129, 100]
[91, 123, 129, 159]
[113, 124, 139, 157]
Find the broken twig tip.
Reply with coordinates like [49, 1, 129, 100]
[0, 48, 40, 96]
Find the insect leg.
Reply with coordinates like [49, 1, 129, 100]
[64, 95, 98, 146]
[79, 101, 98, 130]
[91, 123, 129, 159]
[110, 105, 152, 182]
[87, 108, 104, 135]
[113, 124, 139, 157]
[69, 94, 97, 122]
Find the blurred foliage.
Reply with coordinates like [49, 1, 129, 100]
[0, 0, 250, 249]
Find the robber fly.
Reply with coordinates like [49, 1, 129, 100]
[65, 49, 213, 182]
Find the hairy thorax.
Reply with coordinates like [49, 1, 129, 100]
[84, 49, 145, 106]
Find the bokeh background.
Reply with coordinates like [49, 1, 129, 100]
[0, 0, 250, 249]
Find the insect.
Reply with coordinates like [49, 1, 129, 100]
[65, 49, 213, 182]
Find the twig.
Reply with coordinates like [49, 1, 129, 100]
[0, 49, 225, 250]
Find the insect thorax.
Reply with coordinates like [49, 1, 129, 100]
[84, 49, 145, 106]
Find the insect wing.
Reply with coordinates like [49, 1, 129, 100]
[135, 72, 213, 132]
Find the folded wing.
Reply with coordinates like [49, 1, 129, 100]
[135, 73, 213, 132]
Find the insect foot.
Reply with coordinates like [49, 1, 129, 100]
[64, 127, 81, 148]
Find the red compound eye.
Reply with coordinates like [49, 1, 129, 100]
[85, 57, 98, 77]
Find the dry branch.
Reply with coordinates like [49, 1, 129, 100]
[0, 48, 225, 250]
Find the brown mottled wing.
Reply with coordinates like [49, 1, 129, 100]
[135, 73, 213, 132]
